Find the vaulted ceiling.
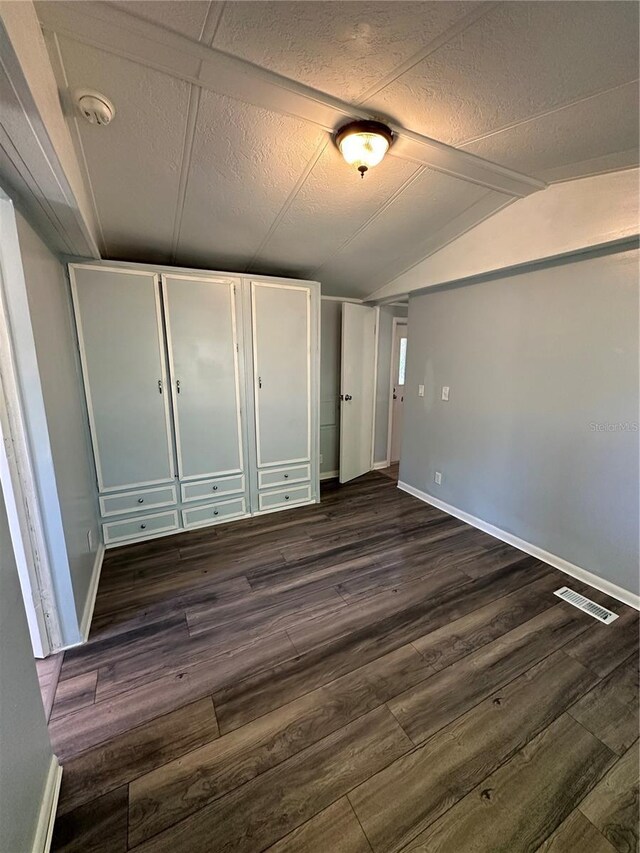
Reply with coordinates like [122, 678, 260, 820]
[36, 1, 639, 297]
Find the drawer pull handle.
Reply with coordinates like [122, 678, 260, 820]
[285, 495, 290, 500]
[212, 485, 218, 491]
[213, 510, 219, 516]
[140, 524, 146, 530]
[138, 498, 144, 503]
[284, 474, 289, 479]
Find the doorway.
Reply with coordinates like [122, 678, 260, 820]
[0, 192, 60, 660]
[387, 318, 408, 465]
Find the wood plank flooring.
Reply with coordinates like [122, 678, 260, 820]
[48, 473, 639, 852]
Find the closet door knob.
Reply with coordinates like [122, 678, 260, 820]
[213, 510, 219, 516]
[285, 495, 290, 501]
[137, 498, 144, 503]
[284, 474, 289, 479]
[212, 485, 218, 491]
[140, 524, 146, 530]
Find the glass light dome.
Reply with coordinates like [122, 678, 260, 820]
[336, 121, 393, 177]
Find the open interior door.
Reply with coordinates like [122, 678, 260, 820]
[339, 303, 377, 483]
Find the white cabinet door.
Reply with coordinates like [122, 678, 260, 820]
[162, 274, 245, 480]
[71, 266, 174, 492]
[339, 303, 377, 483]
[251, 282, 310, 467]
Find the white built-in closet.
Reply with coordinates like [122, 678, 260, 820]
[70, 262, 320, 546]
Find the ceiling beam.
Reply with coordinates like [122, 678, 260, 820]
[37, 1, 546, 199]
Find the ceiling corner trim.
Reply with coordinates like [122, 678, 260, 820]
[0, 20, 100, 259]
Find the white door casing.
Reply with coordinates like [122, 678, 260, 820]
[71, 265, 175, 492]
[251, 282, 311, 468]
[339, 303, 377, 484]
[162, 274, 245, 481]
[0, 365, 54, 656]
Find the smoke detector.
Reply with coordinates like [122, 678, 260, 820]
[75, 90, 115, 126]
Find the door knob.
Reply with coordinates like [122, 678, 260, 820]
[344, 394, 353, 401]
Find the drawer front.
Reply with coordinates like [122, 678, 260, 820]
[258, 464, 311, 490]
[100, 485, 177, 518]
[182, 497, 246, 529]
[103, 510, 179, 545]
[258, 484, 312, 512]
[181, 474, 245, 504]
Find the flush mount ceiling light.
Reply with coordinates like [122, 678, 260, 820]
[336, 120, 393, 178]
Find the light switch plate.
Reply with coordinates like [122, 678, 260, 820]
[418, 384, 425, 397]
[434, 472, 442, 485]
[441, 386, 450, 401]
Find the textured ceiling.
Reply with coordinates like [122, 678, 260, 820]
[37, 1, 639, 297]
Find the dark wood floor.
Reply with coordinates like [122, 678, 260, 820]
[48, 473, 639, 853]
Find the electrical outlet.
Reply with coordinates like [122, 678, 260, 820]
[418, 384, 425, 397]
[87, 528, 93, 550]
[434, 471, 442, 485]
[441, 386, 450, 401]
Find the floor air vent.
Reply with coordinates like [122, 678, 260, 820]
[554, 587, 618, 624]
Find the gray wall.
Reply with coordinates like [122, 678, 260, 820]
[400, 247, 639, 596]
[15, 212, 100, 623]
[374, 305, 408, 464]
[320, 300, 341, 475]
[0, 483, 55, 853]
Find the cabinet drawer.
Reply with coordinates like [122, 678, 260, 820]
[103, 510, 179, 545]
[258, 464, 310, 490]
[258, 484, 312, 512]
[181, 474, 245, 504]
[99, 485, 177, 518]
[182, 497, 246, 529]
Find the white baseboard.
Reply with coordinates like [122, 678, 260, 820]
[373, 460, 390, 470]
[320, 470, 339, 481]
[398, 481, 640, 611]
[80, 543, 104, 641]
[32, 756, 62, 853]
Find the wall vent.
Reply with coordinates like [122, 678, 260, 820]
[554, 587, 618, 624]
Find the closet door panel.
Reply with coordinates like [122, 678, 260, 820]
[71, 267, 174, 492]
[163, 275, 243, 480]
[252, 282, 310, 467]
